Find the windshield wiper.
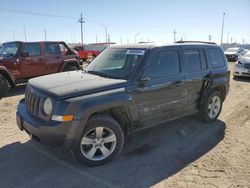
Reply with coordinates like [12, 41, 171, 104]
[87, 70, 116, 79]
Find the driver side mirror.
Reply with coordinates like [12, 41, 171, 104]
[139, 75, 150, 87]
[20, 51, 29, 58]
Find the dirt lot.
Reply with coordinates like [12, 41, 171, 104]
[0, 62, 249, 188]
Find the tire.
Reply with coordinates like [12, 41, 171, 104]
[200, 91, 223, 122]
[63, 66, 78, 72]
[0, 74, 9, 99]
[72, 115, 124, 166]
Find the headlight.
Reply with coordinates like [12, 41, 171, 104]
[43, 97, 53, 115]
[235, 61, 243, 67]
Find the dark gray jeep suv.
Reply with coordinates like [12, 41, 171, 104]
[16, 41, 230, 165]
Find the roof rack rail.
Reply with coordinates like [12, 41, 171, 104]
[175, 41, 216, 45]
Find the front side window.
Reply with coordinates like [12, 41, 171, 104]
[86, 48, 145, 79]
[207, 48, 225, 68]
[45, 43, 60, 55]
[184, 49, 202, 73]
[22, 43, 41, 56]
[144, 50, 180, 79]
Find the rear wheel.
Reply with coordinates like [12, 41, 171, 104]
[72, 115, 124, 166]
[201, 91, 223, 122]
[0, 74, 9, 99]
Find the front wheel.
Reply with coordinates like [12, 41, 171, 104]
[201, 91, 223, 122]
[72, 115, 124, 166]
[0, 74, 10, 99]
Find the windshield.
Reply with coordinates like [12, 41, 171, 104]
[2, 42, 19, 55]
[225, 48, 238, 53]
[243, 51, 250, 57]
[0, 45, 11, 57]
[86, 48, 146, 79]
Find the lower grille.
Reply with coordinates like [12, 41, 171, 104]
[25, 87, 41, 116]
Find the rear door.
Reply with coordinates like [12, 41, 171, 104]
[19, 42, 47, 78]
[134, 47, 188, 128]
[182, 47, 210, 112]
[44, 42, 61, 74]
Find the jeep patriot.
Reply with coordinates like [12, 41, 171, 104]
[16, 41, 230, 165]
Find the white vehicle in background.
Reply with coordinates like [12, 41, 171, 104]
[234, 51, 250, 78]
[225, 47, 245, 62]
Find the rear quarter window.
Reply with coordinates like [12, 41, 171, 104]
[207, 48, 225, 68]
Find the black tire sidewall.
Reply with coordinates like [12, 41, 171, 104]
[73, 115, 124, 166]
[201, 91, 223, 122]
[0, 75, 9, 99]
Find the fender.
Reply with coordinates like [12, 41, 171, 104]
[60, 59, 80, 71]
[0, 66, 15, 87]
[200, 72, 228, 108]
[63, 92, 134, 149]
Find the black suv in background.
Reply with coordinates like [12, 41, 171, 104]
[16, 41, 230, 165]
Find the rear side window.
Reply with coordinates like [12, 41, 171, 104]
[144, 50, 180, 78]
[22, 43, 41, 56]
[183, 49, 202, 72]
[45, 43, 60, 55]
[207, 48, 225, 68]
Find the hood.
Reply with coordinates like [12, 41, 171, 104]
[239, 56, 250, 64]
[29, 71, 128, 98]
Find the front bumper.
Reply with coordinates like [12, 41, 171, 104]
[233, 66, 250, 77]
[16, 99, 74, 147]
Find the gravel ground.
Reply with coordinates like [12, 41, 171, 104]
[0, 62, 249, 188]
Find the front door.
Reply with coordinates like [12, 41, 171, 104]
[19, 42, 46, 78]
[44, 42, 61, 74]
[134, 47, 188, 128]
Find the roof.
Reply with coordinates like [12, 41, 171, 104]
[111, 41, 219, 49]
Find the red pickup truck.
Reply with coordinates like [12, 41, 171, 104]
[0, 41, 80, 98]
[73, 45, 101, 61]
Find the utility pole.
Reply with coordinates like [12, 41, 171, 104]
[120, 37, 122, 45]
[12, 31, 15, 41]
[108, 34, 110, 44]
[173, 29, 176, 43]
[100, 24, 108, 46]
[78, 13, 84, 45]
[95, 34, 98, 43]
[208, 34, 212, 41]
[134, 33, 139, 43]
[220, 12, 226, 45]
[43, 29, 47, 41]
[23, 25, 27, 42]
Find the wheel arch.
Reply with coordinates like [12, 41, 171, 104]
[61, 60, 80, 71]
[0, 69, 15, 88]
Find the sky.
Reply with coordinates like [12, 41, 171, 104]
[0, 0, 250, 44]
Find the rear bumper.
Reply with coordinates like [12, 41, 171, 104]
[16, 99, 78, 147]
[226, 55, 238, 61]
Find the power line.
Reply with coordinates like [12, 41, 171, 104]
[0, 8, 77, 19]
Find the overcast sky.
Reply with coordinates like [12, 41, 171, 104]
[0, 0, 250, 44]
